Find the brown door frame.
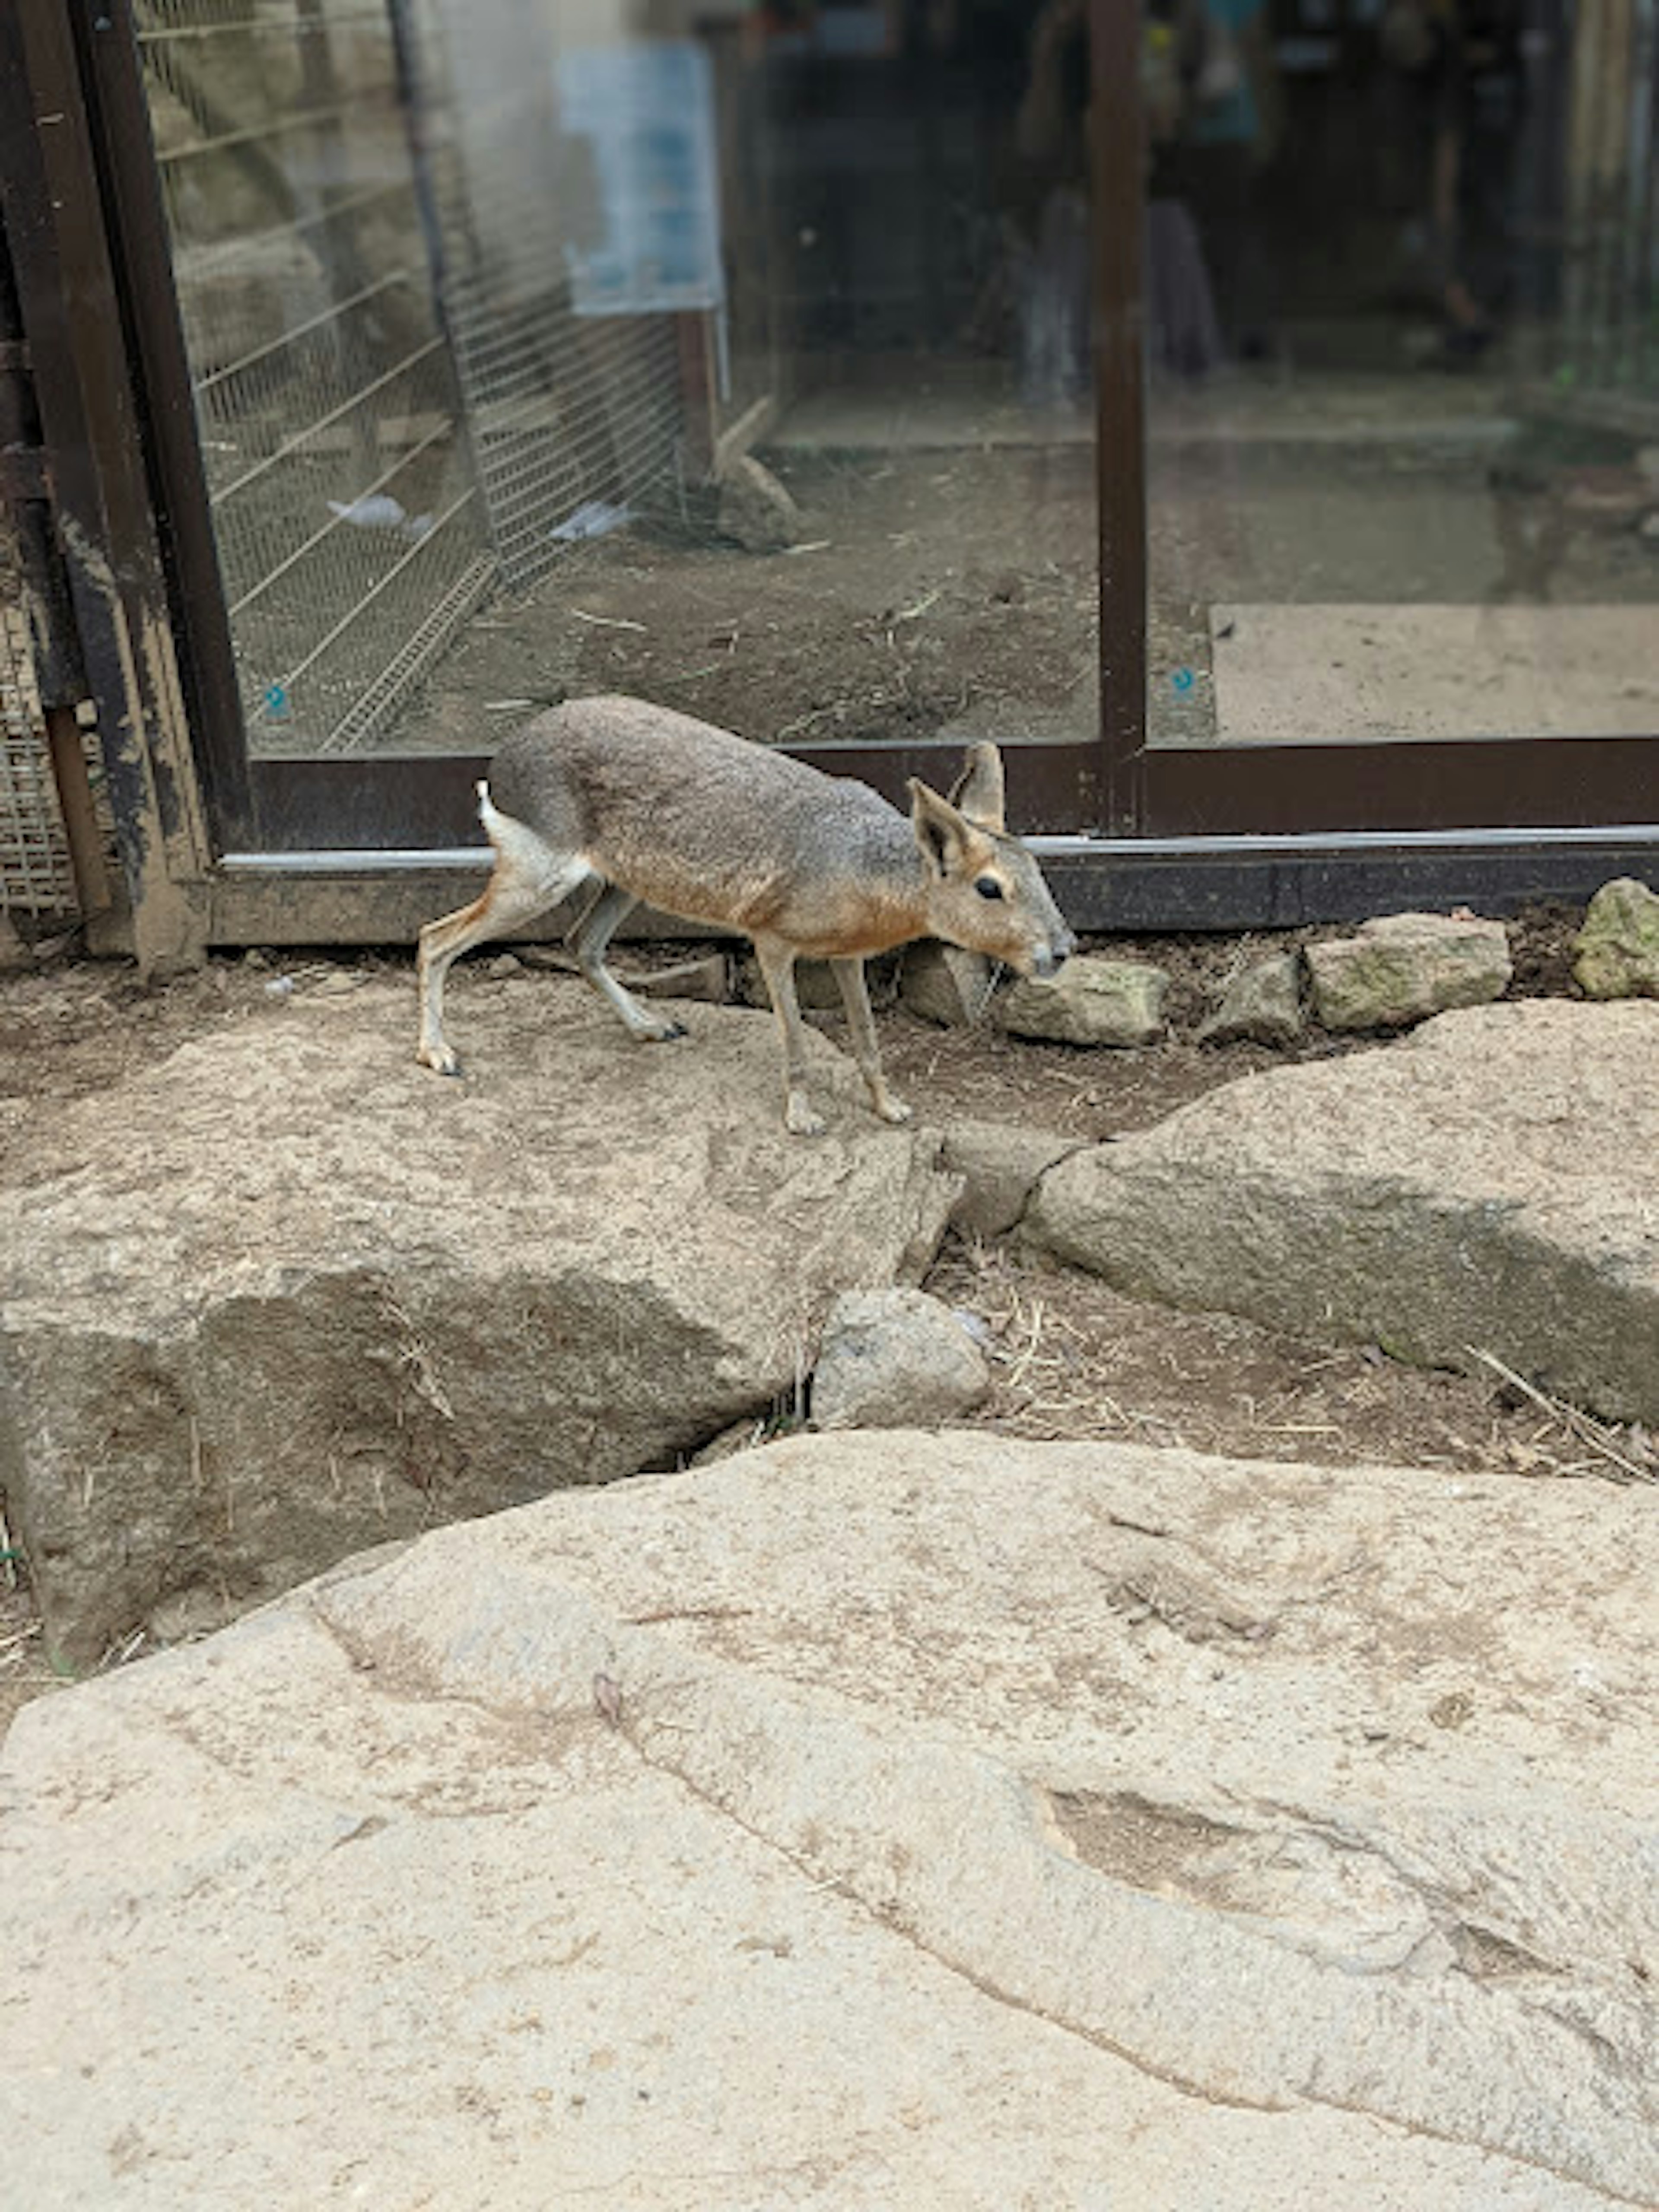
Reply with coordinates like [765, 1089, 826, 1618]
[2, 0, 222, 969]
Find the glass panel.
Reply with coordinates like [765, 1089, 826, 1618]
[137, 3, 1101, 782]
[138, 0, 493, 755]
[392, 1, 1101, 771]
[1144, 0, 1659, 750]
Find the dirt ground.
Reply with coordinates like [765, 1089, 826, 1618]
[2, 898, 1648, 1728]
[392, 445, 1100, 759]
[379, 396, 1659, 764]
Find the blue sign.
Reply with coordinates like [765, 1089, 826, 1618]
[556, 44, 723, 318]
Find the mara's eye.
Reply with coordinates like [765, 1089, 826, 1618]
[975, 876, 1005, 901]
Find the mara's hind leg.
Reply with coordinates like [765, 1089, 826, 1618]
[416, 802, 591, 1074]
[566, 882, 688, 1044]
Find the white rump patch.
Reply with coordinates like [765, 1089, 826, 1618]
[479, 790, 589, 900]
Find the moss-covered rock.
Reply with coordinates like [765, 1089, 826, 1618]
[1000, 956, 1168, 1046]
[1306, 913, 1510, 1032]
[1573, 877, 1659, 1000]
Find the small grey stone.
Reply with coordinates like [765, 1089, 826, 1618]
[487, 953, 523, 979]
[1573, 876, 1659, 999]
[812, 1288, 990, 1430]
[901, 941, 996, 1027]
[1000, 957, 1167, 1047]
[1306, 913, 1511, 1032]
[717, 454, 801, 553]
[1198, 952, 1306, 1047]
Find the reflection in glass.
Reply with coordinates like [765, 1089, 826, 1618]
[1144, 0, 1659, 748]
[138, 1, 1103, 775]
[138, 0, 492, 754]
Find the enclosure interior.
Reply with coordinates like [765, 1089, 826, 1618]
[134, 0, 1659, 813]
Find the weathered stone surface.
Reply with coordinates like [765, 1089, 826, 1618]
[3, 1430, 1653, 2209]
[1306, 912, 1512, 1031]
[1198, 950, 1306, 1046]
[1000, 955, 1168, 1046]
[1026, 999, 1659, 1424]
[0, 980, 955, 1665]
[717, 452, 802, 552]
[899, 939, 995, 1026]
[0, 912, 30, 971]
[811, 1287, 990, 1428]
[1573, 876, 1659, 1000]
[940, 1118, 1084, 1237]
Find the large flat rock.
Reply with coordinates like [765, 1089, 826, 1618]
[2, 1431, 1653, 2207]
[0, 979, 954, 1664]
[1026, 999, 1659, 1424]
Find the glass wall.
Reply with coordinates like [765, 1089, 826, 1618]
[134, 0, 1657, 792]
[1143, 0, 1659, 750]
[136, 1, 1101, 774]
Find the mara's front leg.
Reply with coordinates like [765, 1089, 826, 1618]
[830, 956, 910, 1125]
[753, 935, 825, 1136]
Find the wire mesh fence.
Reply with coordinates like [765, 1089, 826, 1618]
[394, 0, 686, 590]
[134, 0, 687, 760]
[0, 598, 76, 915]
[140, 0, 496, 756]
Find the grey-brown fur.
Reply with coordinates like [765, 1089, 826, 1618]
[416, 695, 1074, 1135]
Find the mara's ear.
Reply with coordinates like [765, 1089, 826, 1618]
[947, 742, 1006, 833]
[908, 777, 975, 879]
